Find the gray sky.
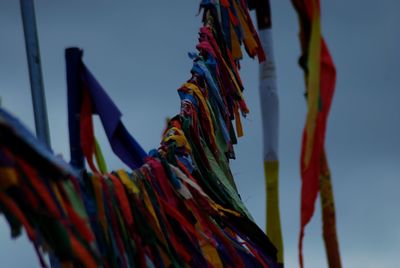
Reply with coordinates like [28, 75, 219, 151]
[1, 1, 399, 267]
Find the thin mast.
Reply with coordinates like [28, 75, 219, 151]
[20, 0, 51, 147]
[253, 0, 284, 266]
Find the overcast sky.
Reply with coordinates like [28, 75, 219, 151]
[1, 1, 399, 267]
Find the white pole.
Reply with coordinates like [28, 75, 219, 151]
[20, 0, 51, 147]
[255, 1, 284, 266]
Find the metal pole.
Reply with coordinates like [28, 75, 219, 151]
[20, 0, 51, 147]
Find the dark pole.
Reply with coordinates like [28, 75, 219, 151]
[66, 47, 85, 170]
[20, 0, 51, 147]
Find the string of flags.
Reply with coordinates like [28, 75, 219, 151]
[0, 1, 341, 267]
[1, 1, 280, 267]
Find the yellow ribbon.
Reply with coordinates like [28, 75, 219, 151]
[264, 160, 284, 264]
[0, 167, 18, 191]
[116, 169, 140, 195]
[304, 3, 321, 167]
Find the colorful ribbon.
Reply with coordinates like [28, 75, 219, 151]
[0, 1, 281, 267]
[290, 0, 341, 267]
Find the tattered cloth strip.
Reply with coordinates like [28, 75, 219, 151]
[0, 109, 98, 268]
[290, 0, 341, 267]
[0, 1, 281, 268]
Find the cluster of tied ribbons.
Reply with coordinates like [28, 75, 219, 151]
[0, 1, 281, 268]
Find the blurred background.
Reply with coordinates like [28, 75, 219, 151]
[0, 1, 399, 267]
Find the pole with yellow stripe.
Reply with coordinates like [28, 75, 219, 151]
[252, 1, 284, 266]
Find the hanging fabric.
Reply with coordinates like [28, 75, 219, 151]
[0, 108, 98, 268]
[0, 1, 282, 267]
[290, 0, 341, 267]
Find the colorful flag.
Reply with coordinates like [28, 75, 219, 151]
[0, 1, 282, 267]
[290, 0, 341, 267]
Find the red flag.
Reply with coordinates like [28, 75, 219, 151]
[290, 0, 341, 267]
